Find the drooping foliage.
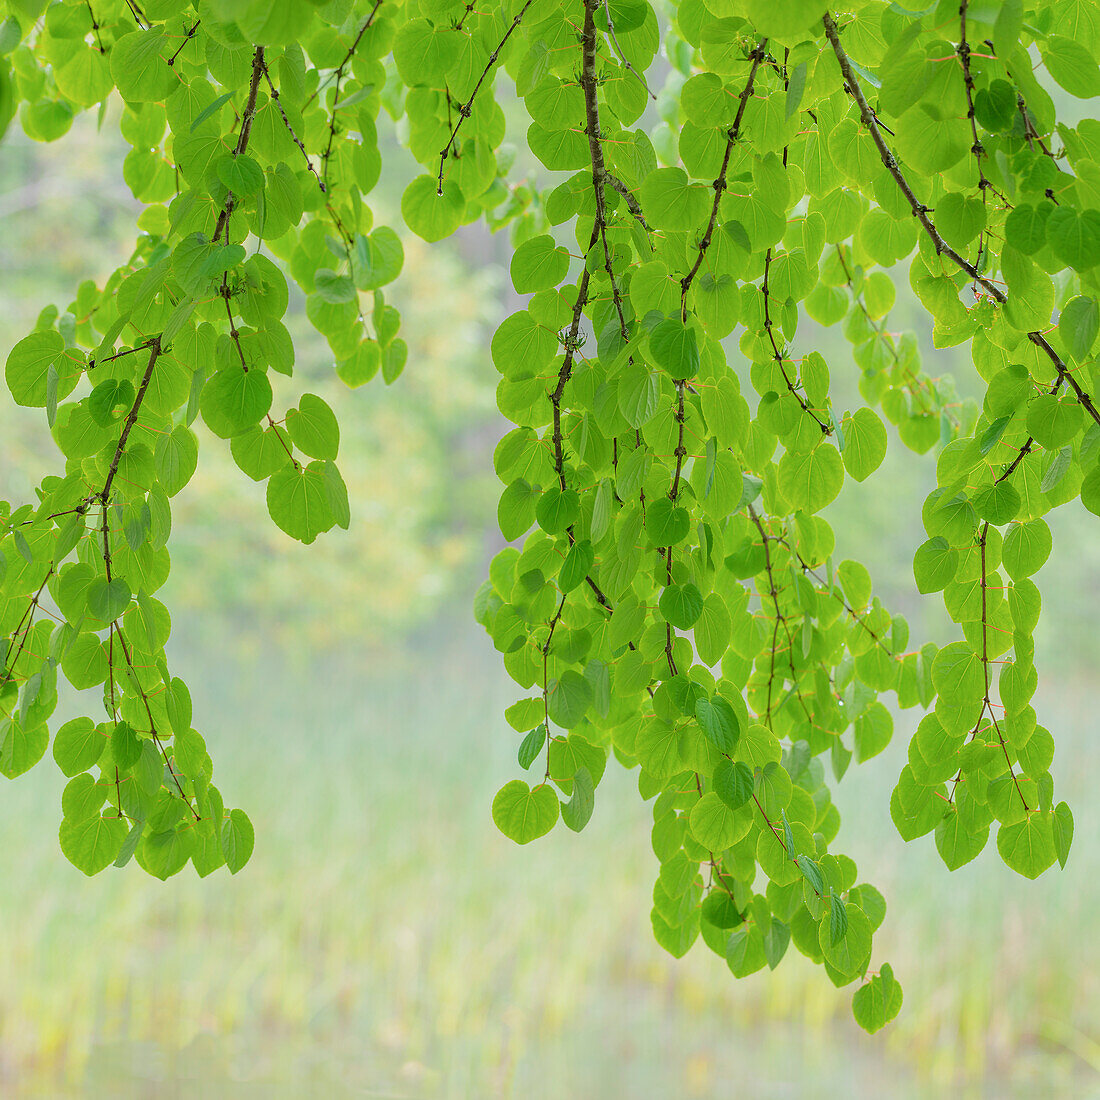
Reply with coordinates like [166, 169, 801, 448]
[0, 0, 1095, 1031]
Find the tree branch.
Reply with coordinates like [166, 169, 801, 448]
[101, 337, 162, 504]
[680, 38, 767, 315]
[212, 47, 266, 243]
[438, 0, 532, 196]
[823, 10, 1100, 429]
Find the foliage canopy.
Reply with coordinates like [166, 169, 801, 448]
[1, 0, 1096, 1032]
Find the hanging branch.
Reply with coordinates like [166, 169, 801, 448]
[680, 38, 768, 314]
[212, 47, 266, 243]
[602, 0, 655, 100]
[114, 627, 199, 816]
[823, 11, 1100, 429]
[762, 249, 831, 434]
[976, 524, 1031, 812]
[101, 338, 162, 504]
[438, 0, 533, 196]
[85, 1, 105, 53]
[260, 60, 326, 194]
[541, 594, 567, 779]
[834, 244, 955, 426]
[167, 19, 200, 66]
[580, 0, 630, 343]
[748, 506, 815, 730]
[957, 2, 989, 276]
[605, 171, 649, 230]
[304, 0, 385, 109]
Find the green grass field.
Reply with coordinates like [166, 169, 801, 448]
[1, 615, 1096, 1099]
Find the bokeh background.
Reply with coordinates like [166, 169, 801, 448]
[1, 91, 1098, 1099]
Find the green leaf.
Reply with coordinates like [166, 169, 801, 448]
[1002, 519, 1052, 579]
[559, 540, 594, 592]
[694, 694, 740, 753]
[266, 462, 335, 545]
[517, 725, 546, 770]
[852, 963, 903, 1033]
[931, 641, 985, 704]
[546, 670, 592, 728]
[796, 854, 824, 895]
[689, 791, 740, 851]
[638, 167, 708, 232]
[713, 759, 754, 811]
[649, 318, 699, 380]
[111, 720, 142, 769]
[1082, 464, 1100, 516]
[59, 813, 128, 875]
[1026, 394, 1084, 450]
[1004, 205, 1047, 254]
[536, 487, 579, 534]
[1052, 801, 1073, 869]
[1046, 207, 1100, 272]
[913, 536, 958, 593]
[189, 91, 234, 133]
[972, 481, 1021, 525]
[819, 903, 872, 976]
[511, 234, 570, 293]
[659, 582, 704, 629]
[996, 813, 1056, 878]
[618, 363, 661, 427]
[86, 577, 131, 622]
[155, 426, 199, 496]
[778, 444, 844, 514]
[221, 808, 255, 873]
[286, 393, 340, 461]
[200, 367, 273, 439]
[492, 780, 559, 844]
[1058, 295, 1099, 362]
[1041, 35, 1100, 98]
[561, 766, 595, 832]
[979, 416, 1011, 455]
[829, 893, 849, 946]
[840, 408, 886, 481]
[110, 29, 176, 103]
[786, 62, 807, 118]
[5, 330, 64, 407]
[646, 498, 690, 546]
[52, 717, 105, 777]
[353, 228, 404, 290]
[402, 174, 464, 242]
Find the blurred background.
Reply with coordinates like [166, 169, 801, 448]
[1, 95, 1098, 1099]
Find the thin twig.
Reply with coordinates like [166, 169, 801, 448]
[680, 39, 767, 315]
[438, 0, 532, 195]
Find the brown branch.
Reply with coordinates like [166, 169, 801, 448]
[602, 0, 655, 100]
[762, 249, 830, 434]
[438, 0, 532, 195]
[1028, 333, 1100, 426]
[101, 338, 161, 504]
[957, 2, 988, 276]
[605, 171, 649, 231]
[823, 13, 1001, 300]
[167, 19, 199, 66]
[580, 0, 630, 344]
[304, 0, 384, 109]
[260, 60, 326, 194]
[748, 506, 815, 730]
[976, 524, 1030, 812]
[824, 11, 1100, 428]
[834, 244, 952, 424]
[680, 39, 767, 315]
[212, 47, 266, 243]
[113, 627, 199, 817]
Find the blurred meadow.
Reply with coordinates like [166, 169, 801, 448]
[1, 102, 1099, 1100]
